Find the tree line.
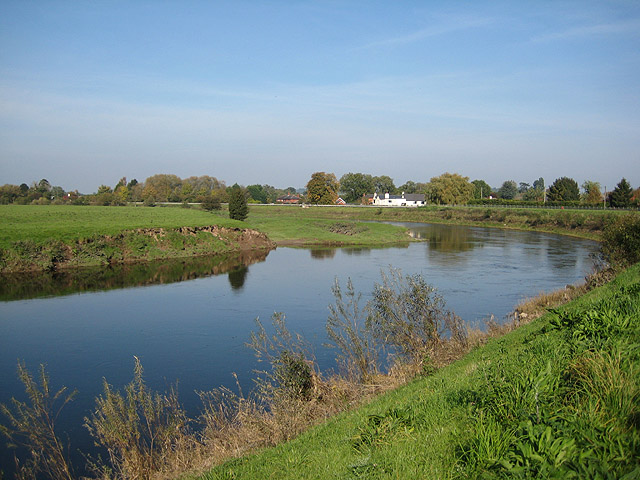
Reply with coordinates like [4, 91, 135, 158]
[1, 172, 638, 209]
[309, 172, 639, 208]
[0, 175, 298, 208]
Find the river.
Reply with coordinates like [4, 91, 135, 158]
[0, 222, 598, 473]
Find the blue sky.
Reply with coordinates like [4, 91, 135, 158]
[1, 1, 639, 193]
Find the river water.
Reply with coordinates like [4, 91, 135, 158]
[0, 223, 598, 472]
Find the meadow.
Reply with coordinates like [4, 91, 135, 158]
[0, 205, 242, 248]
[0, 205, 412, 272]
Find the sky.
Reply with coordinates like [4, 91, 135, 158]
[1, 1, 639, 194]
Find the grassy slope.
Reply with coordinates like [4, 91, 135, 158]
[197, 264, 640, 479]
[0, 205, 243, 248]
[0, 205, 410, 249]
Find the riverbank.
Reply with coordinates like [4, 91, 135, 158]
[196, 262, 640, 479]
[1, 204, 629, 272]
[0, 205, 410, 273]
[249, 204, 631, 241]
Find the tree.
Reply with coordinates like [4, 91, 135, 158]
[518, 182, 530, 194]
[144, 174, 182, 202]
[50, 186, 66, 200]
[471, 180, 492, 199]
[524, 177, 545, 201]
[533, 177, 545, 191]
[425, 173, 474, 205]
[339, 172, 374, 203]
[372, 175, 395, 195]
[547, 177, 579, 201]
[581, 180, 602, 204]
[306, 172, 339, 205]
[228, 185, 248, 220]
[247, 184, 268, 204]
[498, 180, 518, 200]
[608, 178, 633, 208]
[0, 184, 21, 204]
[397, 180, 418, 194]
[37, 179, 51, 195]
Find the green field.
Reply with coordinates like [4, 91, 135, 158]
[196, 263, 640, 479]
[0, 205, 412, 249]
[0, 205, 243, 248]
[0, 205, 413, 272]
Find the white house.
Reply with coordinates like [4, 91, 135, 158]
[372, 192, 425, 207]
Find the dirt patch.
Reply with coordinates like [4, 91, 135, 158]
[327, 222, 367, 235]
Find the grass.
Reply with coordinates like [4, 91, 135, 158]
[0, 205, 414, 272]
[248, 204, 634, 241]
[0, 205, 243, 248]
[0, 205, 411, 250]
[195, 263, 640, 479]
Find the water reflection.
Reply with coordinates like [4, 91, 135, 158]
[309, 248, 337, 259]
[0, 250, 271, 301]
[404, 223, 475, 253]
[228, 265, 249, 290]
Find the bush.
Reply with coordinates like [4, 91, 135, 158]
[248, 313, 317, 402]
[367, 268, 465, 367]
[200, 195, 221, 211]
[273, 351, 314, 400]
[600, 214, 640, 268]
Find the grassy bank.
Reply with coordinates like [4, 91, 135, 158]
[197, 263, 640, 479]
[0, 205, 411, 272]
[249, 204, 634, 241]
[0, 201, 632, 273]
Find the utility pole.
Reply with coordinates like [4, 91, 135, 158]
[604, 186, 606, 209]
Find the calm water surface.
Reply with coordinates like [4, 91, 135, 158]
[0, 223, 598, 471]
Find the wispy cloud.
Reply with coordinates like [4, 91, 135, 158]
[531, 18, 640, 43]
[357, 16, 493, 49]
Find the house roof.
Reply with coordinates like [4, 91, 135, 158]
[404, 194, 425, 201]
[277, 194, 300, 200]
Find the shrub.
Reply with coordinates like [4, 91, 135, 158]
[248, 313, 317, 402]
[273, 351, 314, 401]
[327, 278, 379, 382]
[367, 268, 465, 368]
[600, 214, 640, 268]
[200, 195, 221, 212]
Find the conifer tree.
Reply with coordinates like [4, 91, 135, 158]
[608, 178, 633, 208]
[228, 185, 248, 221]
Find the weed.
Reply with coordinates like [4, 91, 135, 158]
[367, 268, 466, 368]
[248, 313, 318, 402]
[0, 362, 76, 480]
[351, 407, 416, 453]
[326, 278, 379, 382]
[84, 357, 193, 480]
